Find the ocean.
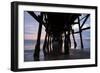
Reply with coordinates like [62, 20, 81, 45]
[24, 39, 90, 61]
[24, 39, 90, 51]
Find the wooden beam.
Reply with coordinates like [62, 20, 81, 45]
[27, 11, 46, 27]
[80, 14, 90, 28]
[74, 27, 90, 34]
[80, 15, 87, 21]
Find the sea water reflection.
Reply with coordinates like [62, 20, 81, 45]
[24, 39, 90, 61]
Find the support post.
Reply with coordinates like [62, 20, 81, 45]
[34, 16, 42, 61]
[46, 34, 50, 54]
[49, 36, 52, 53]
[78, 17, 84, 50]
[71, 26, 77, 49]
[64, 31, 70, 55]
[43, 32, 47, 56]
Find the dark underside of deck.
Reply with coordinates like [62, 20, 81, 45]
[24, 49, 90, 62]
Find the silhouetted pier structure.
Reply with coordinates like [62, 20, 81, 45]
[27, 11, 90, 61]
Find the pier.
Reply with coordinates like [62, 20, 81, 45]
[26, 11, 90, 61]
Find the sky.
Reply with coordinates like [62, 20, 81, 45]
[24, 11, 90, 40]
[24, 11, 46, 40]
